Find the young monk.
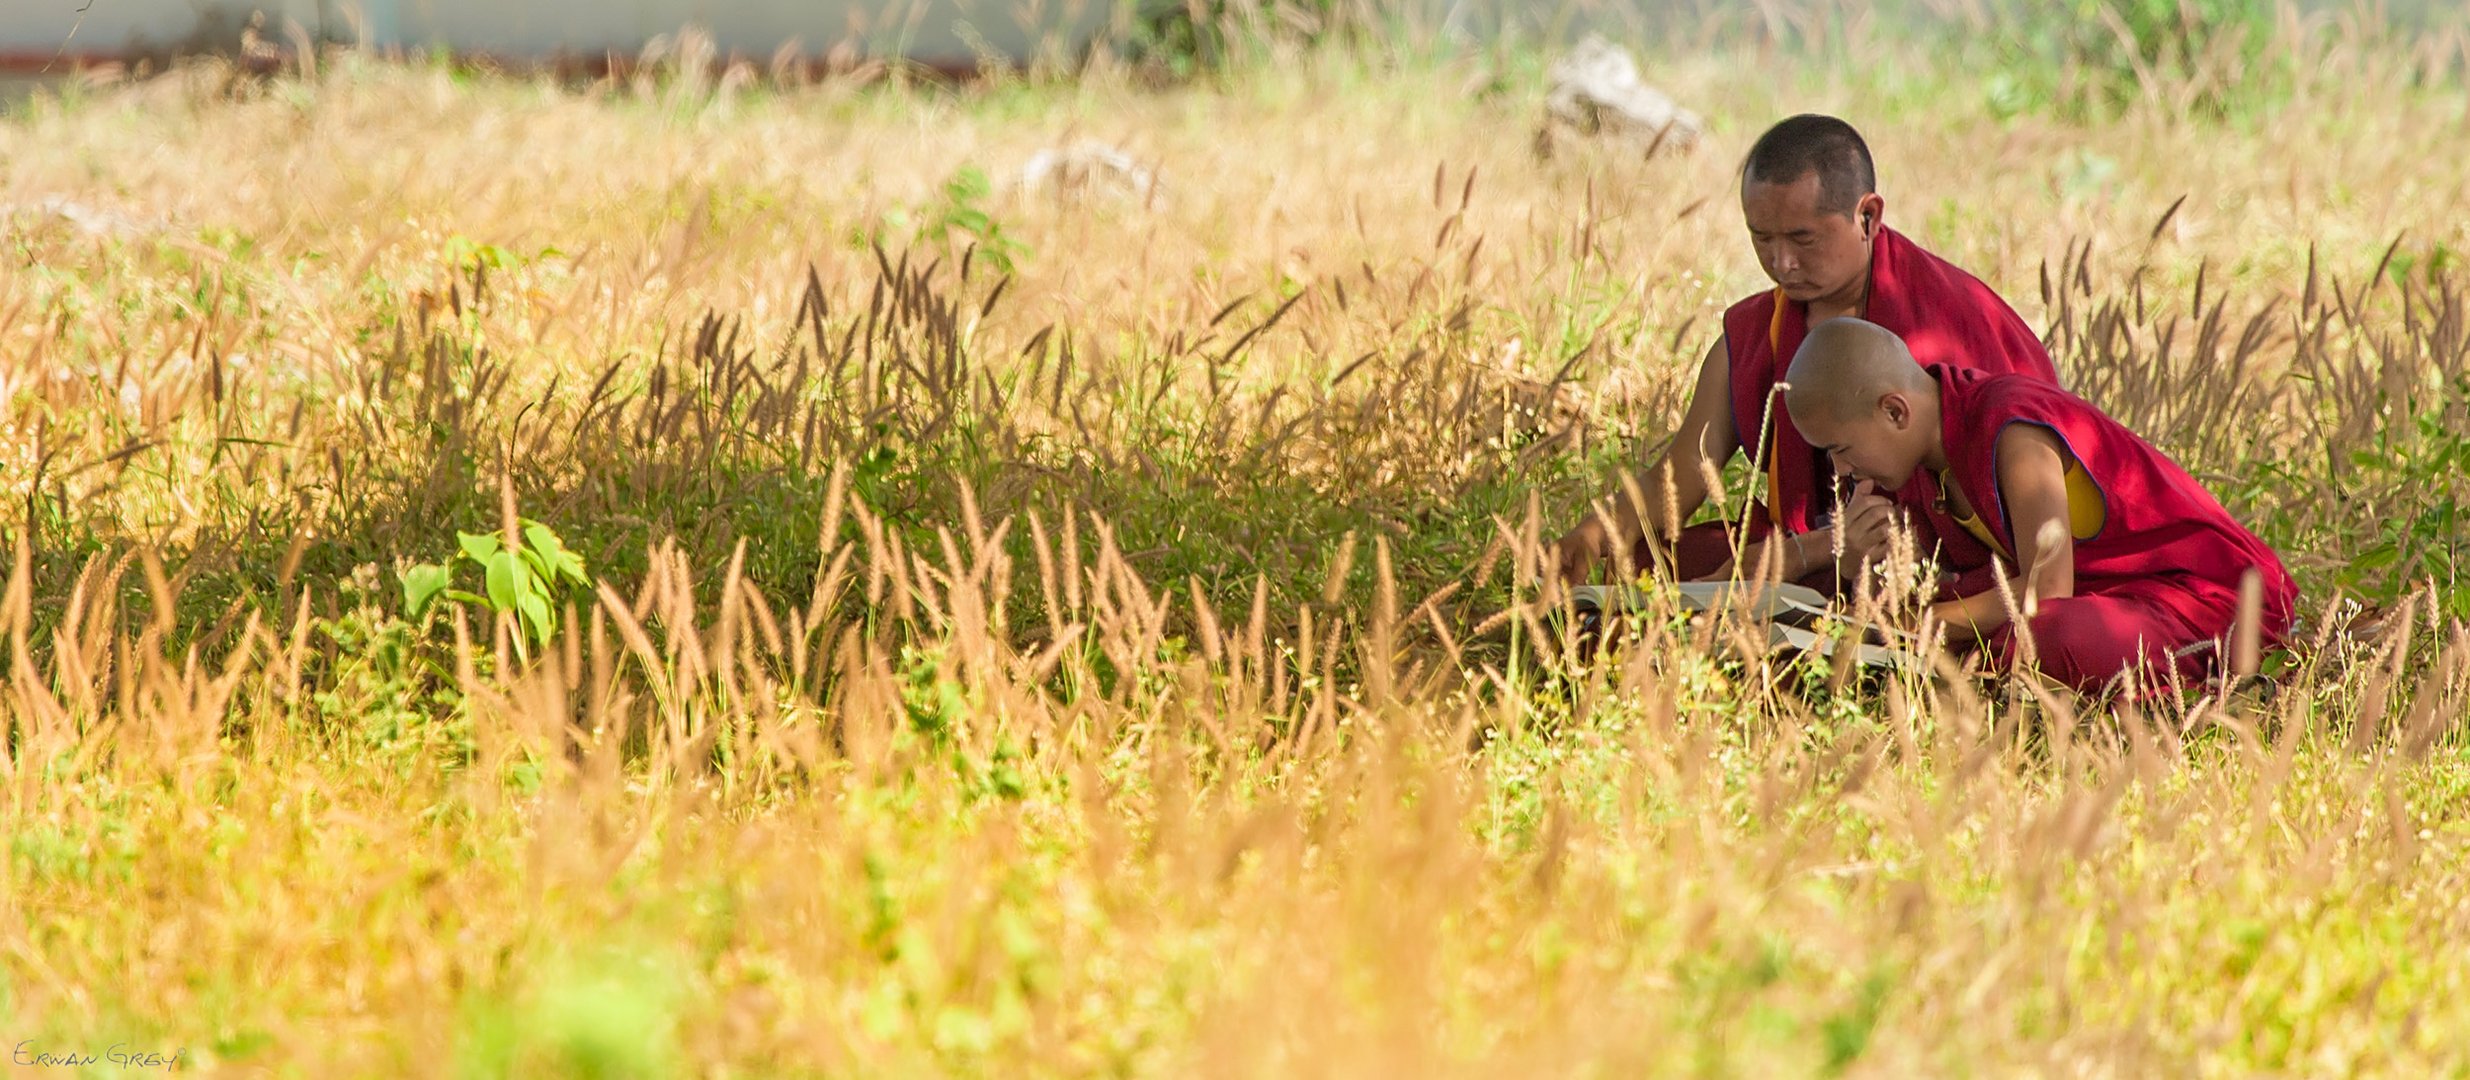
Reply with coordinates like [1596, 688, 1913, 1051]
[1782, 318, 2298, 692]
[1553, 114, 2059, 594]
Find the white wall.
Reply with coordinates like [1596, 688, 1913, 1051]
[0, 0, 1126, 63]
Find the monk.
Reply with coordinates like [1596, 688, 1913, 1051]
[1782, 318, 2297, 693]
[1552, 114, 2059, 593]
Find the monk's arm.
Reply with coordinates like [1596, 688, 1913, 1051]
[1929, 426, 2077, 640]
[1704, 519, 1841, 583]
[1556, 336, 1739, 580]
[1632, 336, 1738, 536]
[1665, 331, 1844, 584]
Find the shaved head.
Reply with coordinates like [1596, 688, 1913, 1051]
[1782, 318, 1943, 491]
[1784, 318, 1930, 424]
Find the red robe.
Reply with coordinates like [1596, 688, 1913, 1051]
[1721, 226, 2059, 537]
[1912, 365, 2298, 682]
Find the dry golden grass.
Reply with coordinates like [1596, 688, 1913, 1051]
[3, 11, 2470, 1076]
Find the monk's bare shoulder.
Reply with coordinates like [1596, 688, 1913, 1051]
[1994, 423, 2069, 486]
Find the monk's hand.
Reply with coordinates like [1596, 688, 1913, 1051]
[1834, 481, 1900, 573]
[1552, 518, 1614, 588]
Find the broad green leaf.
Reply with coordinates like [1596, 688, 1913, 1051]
[946, 166, 990, 200]
[523, 521, 561, 556]
[2354, 543, 2402, 572]
[399, 563, 453, 618]
[485, 551, 528, 612]
[516, 592, 553, 647]
[521, 522, 589, 587]
[459, 531, 503, 563]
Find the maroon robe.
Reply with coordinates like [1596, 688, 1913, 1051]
[1911, 365, 2298, 690]
[1726, 226, 2059, 536]
[1662, 226, 2058, 585]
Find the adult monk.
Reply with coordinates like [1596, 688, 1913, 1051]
[1552, 114, 2058, 592]
[1782, 318, 2297, 692]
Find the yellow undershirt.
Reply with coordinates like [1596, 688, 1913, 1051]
[1937, 459, 2105, 561]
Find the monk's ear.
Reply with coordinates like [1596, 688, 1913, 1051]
[1856, 193, 1884, 238]
[1879, 392, 1911, 429]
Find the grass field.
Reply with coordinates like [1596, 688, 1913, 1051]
[4, 3, 2470, 1075]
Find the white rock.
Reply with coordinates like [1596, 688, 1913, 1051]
[11, 196, 166, 238]
[1540, 35, 1703, 157]
[1019, 140, 1157, 204]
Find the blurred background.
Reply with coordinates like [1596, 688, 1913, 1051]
[6, 4, 2470, 1076]
[7, 0, 2463, 84]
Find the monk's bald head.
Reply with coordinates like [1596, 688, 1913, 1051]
[1782, 318, 1942, 491]
[1784, 318, 1930, 425]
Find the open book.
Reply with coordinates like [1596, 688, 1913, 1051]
[1567, 580, 1927, 672]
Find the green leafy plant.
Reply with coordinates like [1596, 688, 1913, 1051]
[899, 643, 1028, 803]
[310, 597, 472, 767]
[1126, 0, 1368, 76]
[440, 233, 521, 274]
[918, 166, 1028, 276]
[401, 519, 592, 658]
[1974, 0, 2283, 120]
[2339, 388, 2470, 621]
